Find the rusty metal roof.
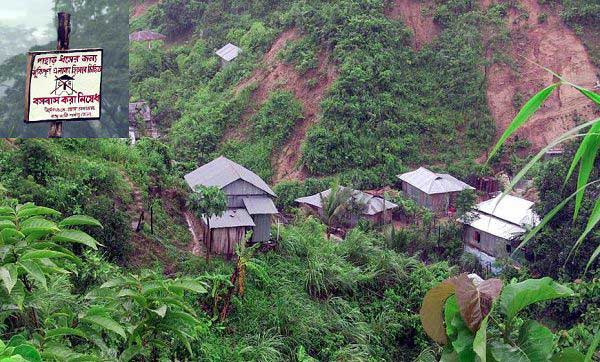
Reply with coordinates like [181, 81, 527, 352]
[397, 167, 474, 195]
[184, 156, 276, 197]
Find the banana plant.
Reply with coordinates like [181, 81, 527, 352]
[487, 69, 600, 272]
[419, 274, 591, 361]
[87, 271, 209, 361]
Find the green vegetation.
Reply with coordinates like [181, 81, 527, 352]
[0, 0, 598, 360]
[419, 274, 589, 361]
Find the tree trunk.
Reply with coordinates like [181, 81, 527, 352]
[219, 262, 239, 321]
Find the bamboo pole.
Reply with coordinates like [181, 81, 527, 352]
[48, 12, 70, 138]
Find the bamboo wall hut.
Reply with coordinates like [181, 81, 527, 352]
[460, 194, 539, 259]
[184, 156, 278, 256]
[295, 187, 398, 226]
[397, 167, 474, 214]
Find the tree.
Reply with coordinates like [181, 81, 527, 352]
[186, 185, 227, 260]
[455, 189, 477, 222]
[219, 235, 261, 321]
[318, 183, 366, 239]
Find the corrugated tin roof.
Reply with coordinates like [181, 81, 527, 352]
[184, 156, 276, 197]
[216, 43, 241, 61]
[397, 167, 474, 195]
[464, 212, 526, 239]
[206, 208, 255, 229]
[295, 187, 398, 215]
[243, 197, 278, 215]
[476, 194, 539, 227]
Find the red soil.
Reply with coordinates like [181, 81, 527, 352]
[484, 0, 599, 151]
[131, 0, 160, 19]
[231, 28, 338, 182]
[385, 0, 440, 50]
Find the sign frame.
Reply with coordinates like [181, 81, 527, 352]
[24, 48, 104, 124]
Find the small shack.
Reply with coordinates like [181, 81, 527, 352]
[184, 156, 278, 256]
[215, 43, 241, 66]
[295, 187, 398, 226]
[128, 101, 152, 145]
[460, 194, 539, 259]
[129, 30, 167, 49]
[397, 167, 474, 214]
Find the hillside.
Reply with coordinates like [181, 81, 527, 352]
[0, 0, 597, 360]
[483, 0, 599, 149]
[130, 0, 598, 189]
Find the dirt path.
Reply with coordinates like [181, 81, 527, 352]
[385, 0, 440, 50]
[484, 0, 600, 151]
[231, 28, 338, 182]
[120, 172, 145, 230]
[184, 210, 205, 256]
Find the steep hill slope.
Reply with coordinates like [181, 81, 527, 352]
[385, 0, 440, 50]
[231, 28, 338, 182]
[484, 0, 599, 150]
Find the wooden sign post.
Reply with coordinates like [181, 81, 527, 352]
[49, 12, 70, 138]
[23, 12, 103, 137]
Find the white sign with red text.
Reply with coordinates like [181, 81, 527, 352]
[25, 48, 103, 123]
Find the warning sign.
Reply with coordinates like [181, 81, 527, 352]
[24, 48, 103, 123]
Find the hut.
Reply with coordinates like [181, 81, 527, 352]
[544, 147, 564, 160]
[215, 43, 241, 66]
[460, 194, 539, 259]
[295, 187, 398, 226]
[184, 156, 278, 255]
[397, 167, 474, 214]
[129, 30, 167, 49]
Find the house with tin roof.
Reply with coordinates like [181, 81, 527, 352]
[460, 194, 539, 260]
[397, 167, 474, 214]
[184, 156, 278, 256]
[215, 43, 241, 66]
[295, 187, 398, 226]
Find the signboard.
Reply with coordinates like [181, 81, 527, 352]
[24, 48, 103, 123]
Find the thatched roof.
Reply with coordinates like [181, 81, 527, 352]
[129, 30, 167, 42]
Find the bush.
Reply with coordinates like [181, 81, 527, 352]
[84, 196, 132, 265]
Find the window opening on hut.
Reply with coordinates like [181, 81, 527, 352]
[474, 231, 481, 244]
